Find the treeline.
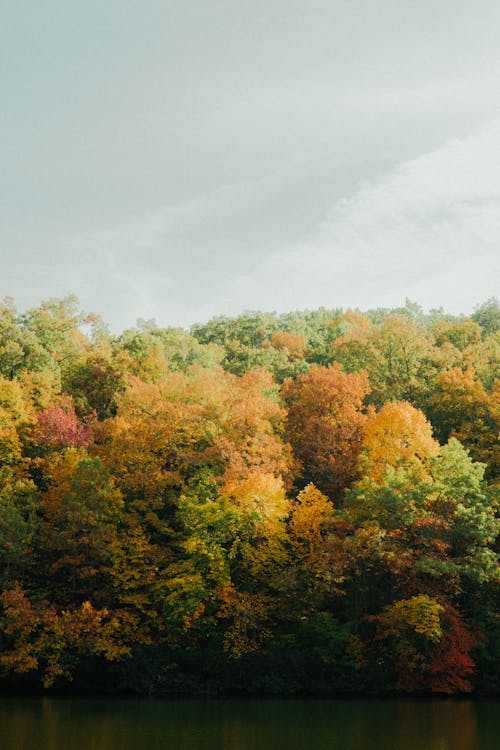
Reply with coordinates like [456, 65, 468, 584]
[0, 295, 498, 695]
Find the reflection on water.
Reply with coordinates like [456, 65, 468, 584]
[0, 696, 498, 750]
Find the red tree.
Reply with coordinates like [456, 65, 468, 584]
[35, 396, 93, 448]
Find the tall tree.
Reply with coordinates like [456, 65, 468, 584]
[282, 363, 370, 499]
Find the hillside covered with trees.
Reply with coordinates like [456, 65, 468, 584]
[0, 296, 498, 695]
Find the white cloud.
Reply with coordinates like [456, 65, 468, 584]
[230, 116, 500, 317]
[15, 116, 500, 330]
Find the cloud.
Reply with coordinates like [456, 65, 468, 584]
[231, 116, 500, 316]
[24, 116, 500, 330]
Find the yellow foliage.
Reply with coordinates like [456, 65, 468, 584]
[289, 483, 333, 546]
[382, 595, 444, 642]
[361, 401, 439, 482]
[223, 472, 289, 525]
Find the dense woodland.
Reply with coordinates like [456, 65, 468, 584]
[0, 295, 498, 695]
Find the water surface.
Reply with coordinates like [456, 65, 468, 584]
[0, 697, 497, 750]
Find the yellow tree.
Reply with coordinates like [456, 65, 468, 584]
[360, 401, 439, 483]
[288, 483, 344, 601]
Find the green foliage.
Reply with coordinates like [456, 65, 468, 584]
[0, 295, 498, 695]
[472, 297, 500, 338]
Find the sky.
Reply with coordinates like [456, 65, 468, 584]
[2, 0, 499, 331]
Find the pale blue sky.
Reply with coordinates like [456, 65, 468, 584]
[2, 1, 499, 329]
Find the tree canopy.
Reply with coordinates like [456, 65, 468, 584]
[0, 295, 498, 696]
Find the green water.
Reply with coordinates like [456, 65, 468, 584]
[0, 697, 498, 750]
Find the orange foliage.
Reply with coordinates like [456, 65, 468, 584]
[96, 366, 292, 502]
[0, 586, 127, 687]
[282, 363, 370, 498]
[268, 331, 307, 359]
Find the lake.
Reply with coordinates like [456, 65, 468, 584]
[0, 697, 498, 750]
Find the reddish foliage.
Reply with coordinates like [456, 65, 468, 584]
[426, 606, 477, 693]
[35, 396, 93, 448]
[392, 605, 477, 693]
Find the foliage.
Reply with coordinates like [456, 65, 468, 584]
[282, 363, 370, 499]
[0, 296, 497, 695]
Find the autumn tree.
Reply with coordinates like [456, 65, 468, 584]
[0, 585, 127, 687]
[368, 595, 476, 693]
[426, 366, 499, 477]
[360, 401, 439, 482]
[0, 295, 498, 694]
[282, 363, 370, 499]
[40, 451, 123, 603]
[332, 312, 442, 406]
[62, 351, 125, 419]
[35, 396, 93, 450]
[288, 483, 345, 612]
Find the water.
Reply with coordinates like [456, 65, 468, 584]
[0, 697, 498, 750]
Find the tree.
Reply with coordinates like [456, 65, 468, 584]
[35, 396, 93, 449]
[426, 367, 499, 478]
[40, 452, 123, 603]
[432, 318, 482, 351]
[472, 297, 500, 338]
[282, 363, 370, 499]
[20, 296, 90, 369]
[0, 585, 127, 687]
[62, 352, 125, 419]
[332, 312, 439, 406]
[428, 439, 499, 586]
[0, 472, 39, 585]
[288, 483, 344, 608]
[360, 401, 439, 482]
[369, 595, 476, 693]
[463, 330, 500, 389]
[0, 298, 52, 380]
[0, 379, 36, 508]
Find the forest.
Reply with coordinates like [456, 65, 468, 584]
[0, 295, 498, 696]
